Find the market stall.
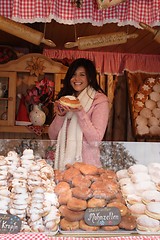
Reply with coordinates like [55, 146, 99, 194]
[0, 140, 159, 239]
[0, 0, 160, 239]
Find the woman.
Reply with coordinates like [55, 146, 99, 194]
[48, 58, 109, 170]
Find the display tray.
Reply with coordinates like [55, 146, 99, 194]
[136, 229, 160, 235]
[21, 229, 58, 237]
[59, 229, 137, 236]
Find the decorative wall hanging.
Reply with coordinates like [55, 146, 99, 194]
[0, 16, 56, 47]
[26, 57, 46, 76]
[64, 32, 138, 50]
[139, 22, 160, 44]
[97, 0, 126, 9]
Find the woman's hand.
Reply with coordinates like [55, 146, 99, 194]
[54, 100, 68, 116]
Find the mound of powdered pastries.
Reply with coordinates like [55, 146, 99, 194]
[133, 77, 160, 136]
[0, 149, 60, 233]
[54, 162, 136, 232]
[116, 163, 160, 233]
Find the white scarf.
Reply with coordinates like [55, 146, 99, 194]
[54, 86, 96, 170]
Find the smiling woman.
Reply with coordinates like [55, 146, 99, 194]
[48, 58, 110, 170]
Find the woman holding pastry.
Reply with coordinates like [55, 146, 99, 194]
[48, 58, 109, 170]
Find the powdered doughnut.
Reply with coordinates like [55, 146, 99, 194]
[141, 190, 160, 204]
[145, 99, 156, 110]
[116, 169, 129, 180]
[150, 91, 160, 102]
[67, 197, 87, 211]
[135, 181, 156, 193]
[137, 125, 149, 135]
[135, 115, 148, 126]
[140, 108, 152, 118]
[136, 214, 160, 232]
[149, 126, 160, 135]
[153, 83, 160, 93]
[131, 173, 151, 183]
[121, 183, 135, 195]
[79, 219, 100, 231]
[129, 203, 146, 218]
[118, 178, 132, 187]
[60, 218, 79, 231]
[148, 116, 159, 126]
[125, 194, 142, 205]
[128, 164, 148, 174]
[145, 202, 160, 220]
[152, 108, 160, 118]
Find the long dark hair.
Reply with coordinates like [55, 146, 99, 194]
[57, 58, 105, 99]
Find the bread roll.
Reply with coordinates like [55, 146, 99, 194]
[79, 219, 100, 231]
[60, 218, 79, 231]
[59, 205, 84, 222]
[67, 197, 87, 211]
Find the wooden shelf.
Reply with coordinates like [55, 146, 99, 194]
[0, 125, 49, 133]
[0, 53, 67, 137]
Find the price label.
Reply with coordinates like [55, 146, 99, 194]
[0, 214, 21, 234]
[84, 207, 121, 226]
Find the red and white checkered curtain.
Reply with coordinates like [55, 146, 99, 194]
[0, 0, 160, 28]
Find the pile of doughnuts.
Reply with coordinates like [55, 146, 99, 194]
[116, 163, 160, 233]
[132, 77, 160, 136]
[54, 162, 136, 232]
[0, 149, 60, 233]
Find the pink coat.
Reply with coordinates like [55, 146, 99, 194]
[48, 92, 109, 167]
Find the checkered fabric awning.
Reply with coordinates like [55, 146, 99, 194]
[0, 0, 160, 28]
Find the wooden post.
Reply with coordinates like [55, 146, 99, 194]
[113, 75, 128, 140]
